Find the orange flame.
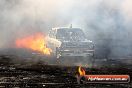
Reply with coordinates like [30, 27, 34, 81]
[78, 66, 86, 76]
[15, 33, 52, 55]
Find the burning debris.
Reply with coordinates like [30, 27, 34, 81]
[15, 33, 52, 55]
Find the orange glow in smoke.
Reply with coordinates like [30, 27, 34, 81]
[15, 33, 52, 55]
[78, 66, 86, 76]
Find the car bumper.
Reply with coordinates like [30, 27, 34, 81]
[59, 50, 94, 57]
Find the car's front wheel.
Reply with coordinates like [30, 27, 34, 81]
[56, 47, 61, 59]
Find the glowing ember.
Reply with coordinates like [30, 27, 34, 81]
[78, 66, 86, 76]
[15, 33, 52, 55]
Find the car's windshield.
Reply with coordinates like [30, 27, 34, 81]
[56, 28, 86, 41]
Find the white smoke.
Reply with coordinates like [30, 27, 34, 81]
[121, 0, 132, 22]
[0, 0, 132, 58]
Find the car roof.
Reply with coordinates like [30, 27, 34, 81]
[52, 27, 82, 30]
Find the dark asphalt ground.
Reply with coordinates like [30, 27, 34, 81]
[0, 55, 132, 88]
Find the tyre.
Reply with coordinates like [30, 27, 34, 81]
[56, 47, 60, 59]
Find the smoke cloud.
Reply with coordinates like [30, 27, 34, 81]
[0, 0, 132, 58]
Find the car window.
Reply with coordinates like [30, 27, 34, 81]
[56, 28, 86, 41]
